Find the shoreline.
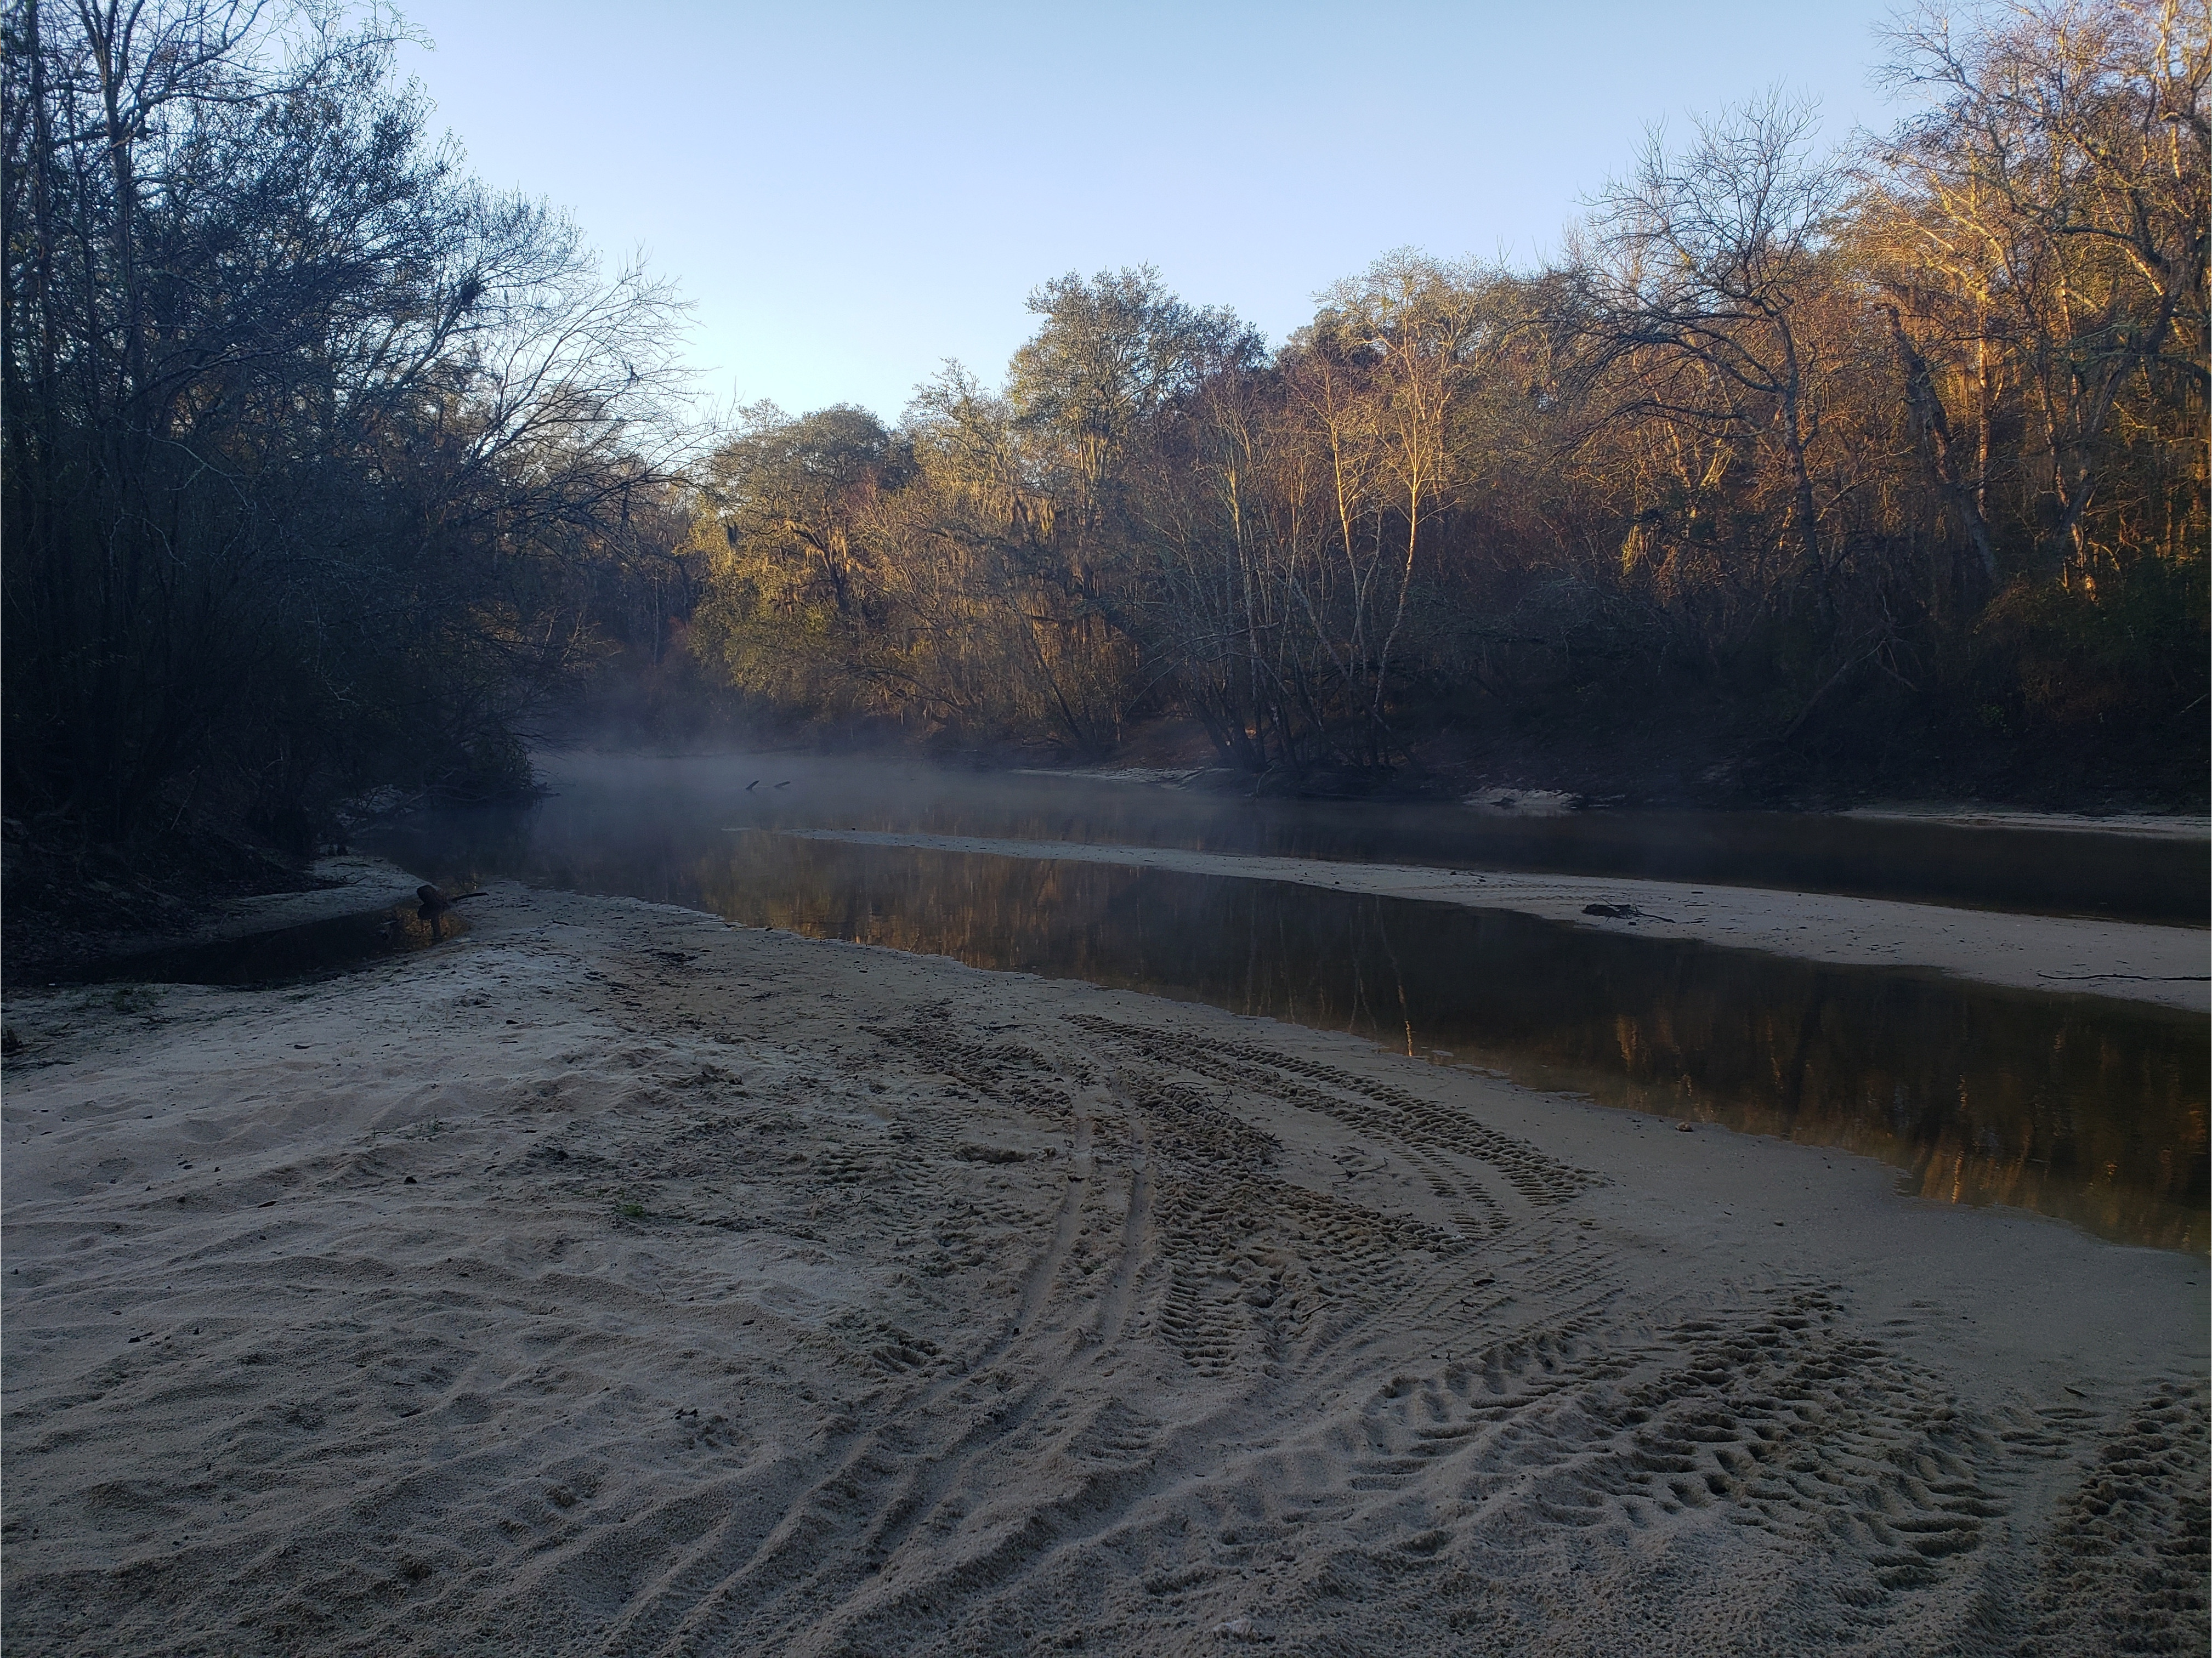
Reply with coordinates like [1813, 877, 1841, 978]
[538, 743, 2212, 830]
[1840, 803, 2212, 841]
[781, 829, 2211, 1013]
[3, 876, 2204, 1653]
[9, 765, 2202, 991]
[999, 756, 2212, 834]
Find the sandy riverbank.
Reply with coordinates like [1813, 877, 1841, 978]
[3, 874, 2205, 1655]
[1841, 805, 2212, 841]
[784, 830, 2211, 1014]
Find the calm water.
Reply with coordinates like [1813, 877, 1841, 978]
[462, 753, 2207, 921]
[371, 755, 2210, 1251]
[80, 903, 462, 986]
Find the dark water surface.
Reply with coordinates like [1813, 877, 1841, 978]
[80, 904, 463, 986]
[371, 756, 2209, 1251]
[461, 753, 2205, 921]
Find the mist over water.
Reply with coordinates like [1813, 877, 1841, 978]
[480, 752, 2202, 921]
[371, 753, 2210, 1250]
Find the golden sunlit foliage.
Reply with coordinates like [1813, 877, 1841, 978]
[693, 0, 2205, 798]
[7, 1, 2199, 841]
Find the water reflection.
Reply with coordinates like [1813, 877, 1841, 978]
[489, 753, 2206, 922]
[377, 798, 2207, 1252]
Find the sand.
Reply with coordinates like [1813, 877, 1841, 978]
[3, 870, 2205, 1656]
[782, 829, 2212, 1014]
[1840, 805, 2212, 841]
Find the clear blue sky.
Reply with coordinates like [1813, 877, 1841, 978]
[395, 1, 1910, 423]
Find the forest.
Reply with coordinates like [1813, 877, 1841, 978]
[4, 0, 2205, 882]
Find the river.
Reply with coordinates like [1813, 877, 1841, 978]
[366, 752, 2209, 1250]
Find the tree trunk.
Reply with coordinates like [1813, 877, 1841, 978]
[1883, 304, 1997, 609]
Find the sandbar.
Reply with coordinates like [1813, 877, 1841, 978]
[3, 876, 2204, 1654]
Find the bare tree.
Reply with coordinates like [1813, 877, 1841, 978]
[2, 0, 691, 837]
[1586, 93, 1845, 614]
[1868, 0, 2209, 581]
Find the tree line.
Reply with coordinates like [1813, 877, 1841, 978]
[4, 0, 2203, 868]
[687, 0, 2205, 799]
